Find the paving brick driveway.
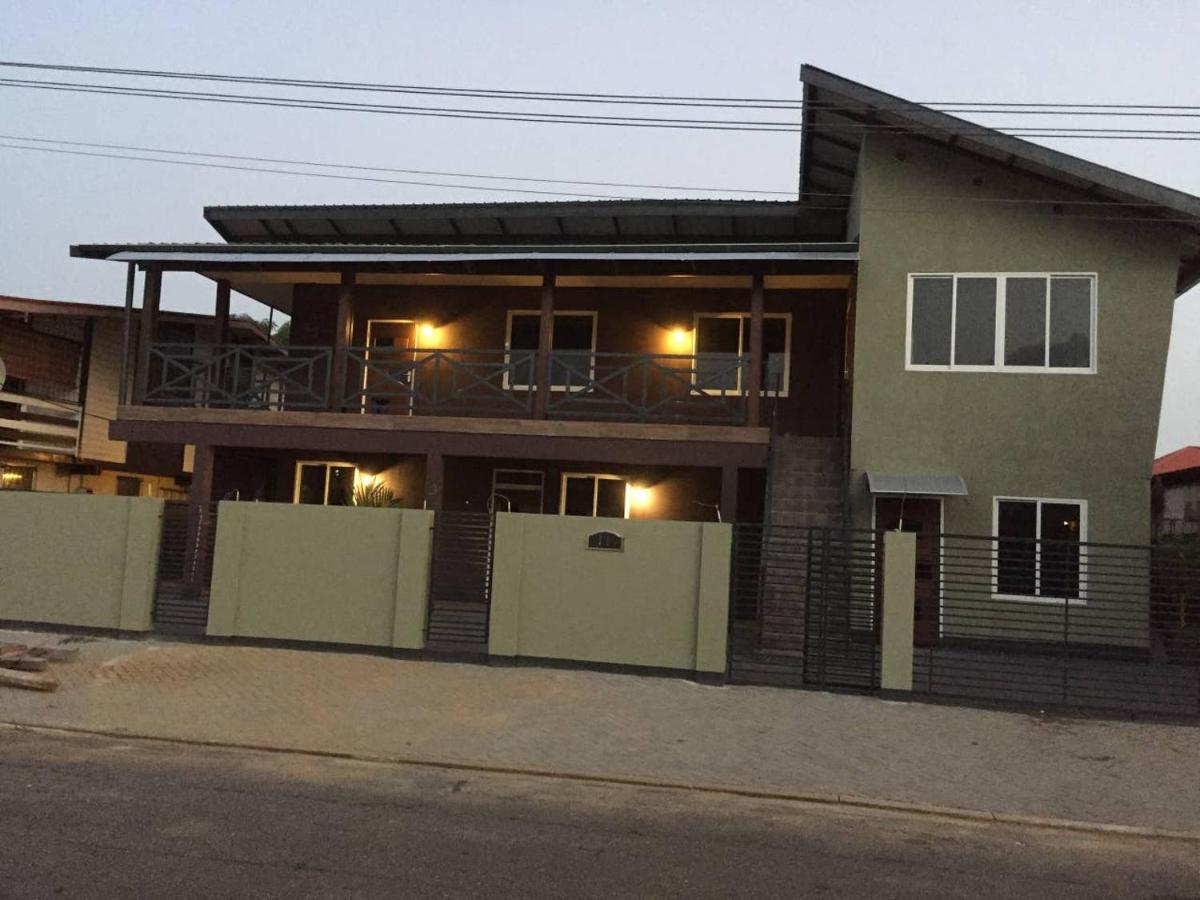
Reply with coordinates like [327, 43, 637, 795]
[2, 629, 1198, 832]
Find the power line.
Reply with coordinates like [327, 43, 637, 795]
[8, 142, 1198, 225]
[6, 76, 1200, 139]
[0, 143, 640, 198]
[3, 60, 1200, 116]
[0, 134, 794, 196]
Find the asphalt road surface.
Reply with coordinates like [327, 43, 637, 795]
[0, 727, 1196, 899]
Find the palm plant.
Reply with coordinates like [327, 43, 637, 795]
[350, 483, 402, 508]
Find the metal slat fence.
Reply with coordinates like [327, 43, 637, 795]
[916, 533, 1200, 717]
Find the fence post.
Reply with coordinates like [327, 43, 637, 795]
[880, 530, 917, 692]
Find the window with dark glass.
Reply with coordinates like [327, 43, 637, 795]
[995, 498, 1083, 600]
[909, 274, 1094, 372]
[561, 473, 627, 518]
[506, 312, 595, 388]
[295, 462, 357, 505]
[695, 314, 790, 395]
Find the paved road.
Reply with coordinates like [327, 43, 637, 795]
[1, 729, 1196, 899]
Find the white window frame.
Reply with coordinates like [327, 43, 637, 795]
[991, 495, 1089, 605]
[559, 472, 630, 518]
[503, 310, 598, 391]
[691, 312, 793, 397]
[906, 273, 1097, 374]
[292, 460, 359, 506]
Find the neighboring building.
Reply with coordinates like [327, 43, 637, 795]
[1153, 446, 1200, 537]
[67, 66, 1199, 560]
[0, 295, 266, 497]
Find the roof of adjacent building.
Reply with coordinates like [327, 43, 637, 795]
[1154, 446, 1200, 477]
[0, 295, 269, 341]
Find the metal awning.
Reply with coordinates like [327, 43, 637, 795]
[866, 472, 968, 497]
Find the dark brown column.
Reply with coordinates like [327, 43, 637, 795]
[214, 279, 231, 344]
[328, 271, 355, 410]
[531, 273, 555, 418]
[721, 464, 738, 524]
[745, 273, 764, 427]
[424, 451, 445, 510]
[117, 263, 136, 405]
[184, 443, 215, 584]
[133, 266, 162, 404]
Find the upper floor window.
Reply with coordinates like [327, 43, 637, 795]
[505, 311, 597, 389]
[907, 274, 1096, 373]
[693, 312, 791, 396]
[560, 472, 628, 518]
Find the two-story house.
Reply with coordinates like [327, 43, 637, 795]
[66, 67, 1200, 654]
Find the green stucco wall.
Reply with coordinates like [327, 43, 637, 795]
[851, 134, 1178, 646]
[851, 133, 1179, 546]
[488, 513, 731, 674]
[206, 502, 433, 649]
[0, 493, 162, 631]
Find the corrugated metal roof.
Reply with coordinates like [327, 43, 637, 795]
[202, 199, 847, 247]
[866, 472, 969, 497]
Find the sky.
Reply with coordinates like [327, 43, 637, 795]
[1, 0, 1197, 454]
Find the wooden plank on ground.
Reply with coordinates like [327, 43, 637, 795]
[0, 668, 58, 692]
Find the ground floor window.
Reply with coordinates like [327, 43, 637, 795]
[0, 463, 35, 491]
[560, 473, 628, 518]
[293, 461, 358, 506]
[116, 476, 142, 497]
[994, 497, 1086, 601]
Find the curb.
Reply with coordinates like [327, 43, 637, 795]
[5, 720, 1199, 843]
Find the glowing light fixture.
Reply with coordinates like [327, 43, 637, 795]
[356, 471, 378, 489]
[626, 484, 652, 508]
[669, 327, 690, 350]
[419, 322, 437, 341]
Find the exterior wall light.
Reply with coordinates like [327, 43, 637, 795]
[419, 323, 437, 342]
[669, 327, 690, 351]
[627, 484, 652, 509]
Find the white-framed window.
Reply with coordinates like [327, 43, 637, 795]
[692, 312, 792, 396]
[293, 460, 358, 506]
[993, 496, 1087, 604]
[504, 310, 597, 390]
[560, 472, 629, 518]
[907, 274, 1096, 373]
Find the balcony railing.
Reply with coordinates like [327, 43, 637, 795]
[343, 347, 535, 418]
[146, 344, 331, 410]
[141, 344, 756, 425]
[545, 351, 749, 424]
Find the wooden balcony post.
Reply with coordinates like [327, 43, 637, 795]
[134, 266, 162, 404]
[531, 273, 555, 418]
[424, 451, 445, 511]
[214, 279, 231, 344]
[721, 464, 739, 524]
[746, 273, 764, 427]
[329, 271, 355, 410]
[118, 262, 136, 405]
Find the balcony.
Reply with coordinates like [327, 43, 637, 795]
[142, 343, 757, 425]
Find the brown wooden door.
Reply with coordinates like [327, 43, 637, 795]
[875, 497, 941, 646]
